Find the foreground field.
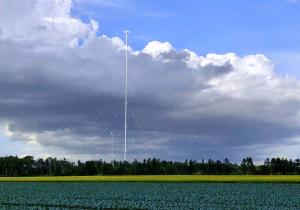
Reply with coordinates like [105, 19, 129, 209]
[0, 182, 300, 209]
[0, 175, 300, 183]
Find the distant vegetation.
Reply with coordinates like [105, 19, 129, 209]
[0, 156, 300, 176]
[1, 175, 300, 183]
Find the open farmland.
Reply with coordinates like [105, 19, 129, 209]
[0, 175, 300, 183]
[0, 182, 300, 209]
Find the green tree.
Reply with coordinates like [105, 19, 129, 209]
[241, 157, 255, 175]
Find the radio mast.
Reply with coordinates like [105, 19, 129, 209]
[124, 30, 129, 161]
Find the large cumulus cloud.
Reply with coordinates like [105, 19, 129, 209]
[1, 0, 300, 161]
[0, 0, 98, 47]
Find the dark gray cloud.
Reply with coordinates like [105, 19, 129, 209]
[1, 0, 300, 162]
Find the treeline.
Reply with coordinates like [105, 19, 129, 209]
[0, 156, 300, 176]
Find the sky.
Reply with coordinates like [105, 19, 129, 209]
[72, 0, 300, 77]
[0, 0, 300, 162]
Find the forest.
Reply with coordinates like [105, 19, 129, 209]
[0, 156, 299, 176]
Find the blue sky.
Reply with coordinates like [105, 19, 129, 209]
[72, 0, 300, 77]
[73, 1, 299, 50]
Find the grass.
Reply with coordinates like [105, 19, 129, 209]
[0, 175, 300, 183]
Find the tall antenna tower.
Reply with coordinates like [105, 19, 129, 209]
[110, 131, 114, 162]
[124, 30, 129, 161]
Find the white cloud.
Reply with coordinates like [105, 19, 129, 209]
[0, 0, 300, 161]
[142, 41, 173, 58]
[0, 0, 98, 47]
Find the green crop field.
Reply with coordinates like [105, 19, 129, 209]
[0, 175, 300, 183]
[1, 182, 300, 209]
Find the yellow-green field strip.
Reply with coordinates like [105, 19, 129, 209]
[0, 175, 300, 183]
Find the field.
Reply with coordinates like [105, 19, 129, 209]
[0, 175, 300, 183]
[1, 176, 300, 209]
[0, 182, 300, 209]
